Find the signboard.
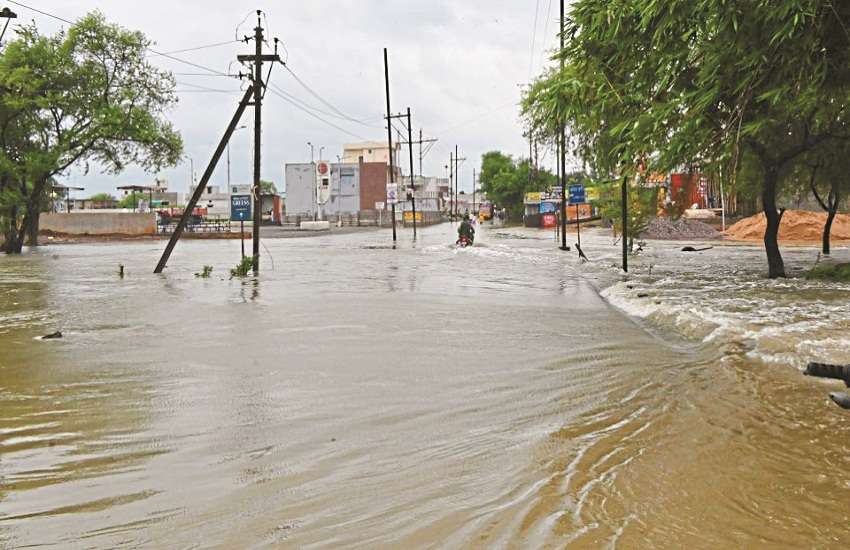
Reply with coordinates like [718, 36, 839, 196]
[539, 201, 557, 214]
[386, 183, 399, 205]
[230, 195, 252, 221]
[375, 201, 385, 210]
[586, 187, 600, 202]
[316, 161, 330, 177]
[569, 184, 586, 205]
[550, 186, 563, 199]
[525, 192, 542, 203]
[541, 213, 558, 228]
[403, 211, 423, 222]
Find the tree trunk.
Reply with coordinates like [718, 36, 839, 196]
[823, 204, 837, 256]
[26, 203, 40, 247]
[2, 206, 25, 254]
[762, 167, 786, 278]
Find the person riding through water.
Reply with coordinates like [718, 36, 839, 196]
[457, 213, 475, 245]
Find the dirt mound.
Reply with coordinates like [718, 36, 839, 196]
[641, 218, 721, 240]
[725, 210, 850, 242]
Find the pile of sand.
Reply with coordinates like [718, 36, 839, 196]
[641, 218, 721, 240]
[725, 210, 850, 242]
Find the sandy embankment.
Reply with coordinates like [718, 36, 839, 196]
[725, 210, 850, 242]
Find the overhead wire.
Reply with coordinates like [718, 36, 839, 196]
[7, 0, 237, 78]
[265, 85, 370, 141]
[282, 64, 381, 128]
[148, 40, 238, 57]
[529, 0, 541, 79]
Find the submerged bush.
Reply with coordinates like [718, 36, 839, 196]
[805, 263, 850, 282]
[195, 265, 213, 278]
[230, 256, 255, 278]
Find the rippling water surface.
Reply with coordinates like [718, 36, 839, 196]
[1, 224, 849, 548]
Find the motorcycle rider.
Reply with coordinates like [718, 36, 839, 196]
[457, 212, 475, 245]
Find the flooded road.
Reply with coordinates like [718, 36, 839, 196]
[2, 223, 850, 548]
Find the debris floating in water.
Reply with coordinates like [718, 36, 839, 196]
[41, 331, 63, 340]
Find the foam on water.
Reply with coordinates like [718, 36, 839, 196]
[599, 245, 850, 369]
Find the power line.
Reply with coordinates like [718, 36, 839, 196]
[283, 64, 381, 128]
[7, 0, 236, 78]
[265, 85, 370, 141]
[149, 40, 238, 57]
[529, 0, 541, 79]
[175, 81, 241, 93]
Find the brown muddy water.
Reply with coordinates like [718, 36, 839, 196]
[1, 223, 850, 548]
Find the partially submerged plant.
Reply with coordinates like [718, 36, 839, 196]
[805, 263, 850, 282]
[230, 256, 254, 278]
[195, 265, 213, 278]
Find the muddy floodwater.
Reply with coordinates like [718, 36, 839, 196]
[2, 223, 850, 548]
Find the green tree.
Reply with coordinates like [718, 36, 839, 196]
[260, 180, 277, 194]
[524, 0, 850, 278]
[118, 192, 147, 209]
[0, 12, 182, 253]
[478, 151, 556, 221]
[89, 192, 116, 202]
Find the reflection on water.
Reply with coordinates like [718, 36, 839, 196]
[1, 225, 849, 548]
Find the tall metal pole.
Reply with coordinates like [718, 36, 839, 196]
[455, 144, 459, 217]
[559, 0, 568, 251]
[419, 128, 424, 178]
[251, 14, 264, 273]
[473, 168, 477, 214]
[406, 108, 418, 238]
[621, 176, 629, 272]
[449, 152, 454, 221]
[155, 86, 254, 273]
[384, 48, 397, 244]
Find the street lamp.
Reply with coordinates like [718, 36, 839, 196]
[307, 142, 314, 163]
[227, 125, 248, 190]
[0, 7, 17, 44]
[319, 146, 325, 161]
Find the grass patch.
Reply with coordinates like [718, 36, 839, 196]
[805, 262, 850, 282]
[195, 265, 213, 278]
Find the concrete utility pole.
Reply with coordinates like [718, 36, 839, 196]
[449, 151, 454, 220]
[559, 0, 568, 251]
[155, 10, 279, 274]
[455, 145, 459, 217]
[406, 108, 418, 239]
[383, 48, 397, 244]
[236, 12, 280, 272]
[155, 86, 255, 274]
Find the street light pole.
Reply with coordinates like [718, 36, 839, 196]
[227, 125, 248, 190]
[307, 141, 314, 163]
[0, 7, 17, 44]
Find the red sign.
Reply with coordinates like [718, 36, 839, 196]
[317, 161, 330, 176]
[542, 213, 557, 228]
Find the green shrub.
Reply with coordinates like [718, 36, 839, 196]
[195, 265, 213, 278]
[230, 256, 254, 278]
[805, 263, 850, 282]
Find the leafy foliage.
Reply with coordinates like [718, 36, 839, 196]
[0, 12, 183, 252]
[230, 256, 254, 278]
[523, 0, 850, 278]
[89, 192, 116, 202]
[478, 151, 556, 221]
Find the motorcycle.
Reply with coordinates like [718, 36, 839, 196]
[456, 234, 474, 248]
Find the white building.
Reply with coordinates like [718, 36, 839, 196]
[342, 141, 402, 167]
[188, 184, 231, 217]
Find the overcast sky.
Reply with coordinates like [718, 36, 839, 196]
[14, 1, 565, 196]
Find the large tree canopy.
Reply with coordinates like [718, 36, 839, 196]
[478, 151, 556, 221]
[0, 12, 183, 253]
[524, 0, 850, 278]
